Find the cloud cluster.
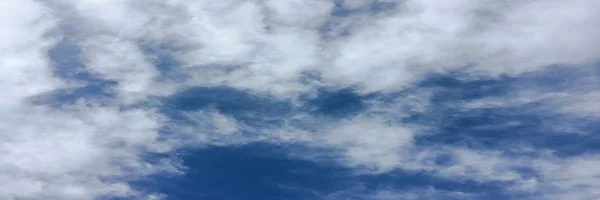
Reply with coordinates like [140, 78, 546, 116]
[2, 0, 600, 199]
[55, 0, 600, 97]
[0, 1, 177, 199]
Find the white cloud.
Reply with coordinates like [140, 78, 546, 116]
[372, 187, 474, 200]
[175, 110, 242, 143]
[323, 185, 475, 200]
[81, 35, 176, 103]
[322, 117, 415, 172]
[263, 0, 333, 27]
[0, 0, 63, 107]
[439, 148, 524, 182]
[0, 105, 177, 200]
[325, 0, 600, 93]
[534, 155, 600, 199]
[556, 91, 600, 118]
[0, 1, 180, 199]
[62, 0, 600, 98]
[66, 0, 330, 98]
[4, 0, 600, 199]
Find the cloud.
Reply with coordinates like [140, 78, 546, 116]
[263, 0, 334, 27]
[3, 0, 600, 199]
[0, 1, 180, 199]
[0, 105, 179, 199]
[532, 155, 600, 199]
[325, 0, 600, 93]
[0, 0, 63, 106]
[322, 117, 415, 172]
[323, 185, 475, 200]
[81, 35, 163, 103]
[60, 0, 600, 97]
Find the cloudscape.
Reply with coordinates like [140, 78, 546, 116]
[2, 0, 600, 199]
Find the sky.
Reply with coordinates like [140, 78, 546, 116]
[2, 0, 600, 199]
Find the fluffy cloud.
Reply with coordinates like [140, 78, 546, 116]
[60, 0, 600, 96]
[322, 117, 415, 172]
[3, 0, 600, 199]
[81, 35, 163, 103]
[0, 0, 63, 106]
[325, 0, 600, 93]
[0, 105, 177, 199]
[0, 1, 178, 199]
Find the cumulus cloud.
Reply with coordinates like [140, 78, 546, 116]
[3, 0, 600, 199]
[0, 105, 180, 199]
[59, 0, 600, 96]
[325, 0, 600, 93]
[0, 0, 63, 106]
[0, 1, 179, 199]
[81, 35, 163, 103]
[322, 117, 415, 172]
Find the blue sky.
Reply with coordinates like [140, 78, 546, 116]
[2, 0, 600, 200]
